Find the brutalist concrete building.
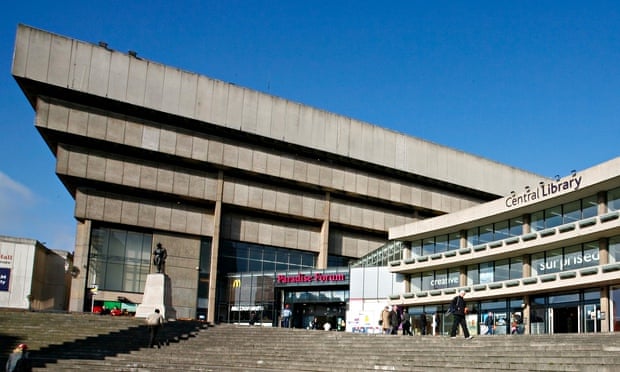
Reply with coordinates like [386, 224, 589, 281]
[11, 24, 543, 324]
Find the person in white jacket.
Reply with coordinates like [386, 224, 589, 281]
[146, 308, 165, 348]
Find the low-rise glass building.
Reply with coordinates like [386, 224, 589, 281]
[387, 157, 620, 335]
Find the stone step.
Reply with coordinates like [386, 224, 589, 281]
[2, 310, 619, 371]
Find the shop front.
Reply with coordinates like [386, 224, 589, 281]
[223, 268, 349, 328]
[277, 270, 349, 330]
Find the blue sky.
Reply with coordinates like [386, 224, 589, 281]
[1, 1, 619, 251]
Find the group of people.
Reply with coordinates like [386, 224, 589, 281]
[380, 289, 474, 339]
[380, 305, 412, 335]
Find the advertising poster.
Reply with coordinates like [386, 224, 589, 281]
[0, 268, 10, 291]
[347, 310, 382, 334]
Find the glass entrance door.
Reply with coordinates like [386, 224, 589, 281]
[551, 306, 579, 333]
[583, 304, 601, 333]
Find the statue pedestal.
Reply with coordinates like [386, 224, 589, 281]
[135, 273, 176, 320]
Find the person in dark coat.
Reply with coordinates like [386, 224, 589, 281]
[485, 311, 494, 335]
[390, 306, 400, 335]
[450, 290, 473, 339]
[401, 312, 412, 336]
[5, 343, 32, 372]
[420, 311, 428, 335]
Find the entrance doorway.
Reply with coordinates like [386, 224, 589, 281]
[293, 302, 346, 330]
[552, 306, 579, 333]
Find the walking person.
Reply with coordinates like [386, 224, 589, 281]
[146, 308, 165, 348]
[390, 305, 400, 335]
[401, 312, 412, 336]
[450, 290, 473, 339]
[281, 304, 292, 328]
[484, 311, 494, 335]
[5, 343, 31, 372]
[381, 306, 391, 335]
[420, 311, 428, 335]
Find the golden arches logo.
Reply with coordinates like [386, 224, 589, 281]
[232, 279, 241, 288]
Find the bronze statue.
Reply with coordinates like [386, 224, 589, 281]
[153, 243, 167, 274]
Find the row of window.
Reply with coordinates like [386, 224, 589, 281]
[408, 238, 618, 292]
[408, 187, 620, 256]
[352, 240, 406, 267]
[88, 227, 153, 293]
[219, 241, 316, 274]
[90, 227, 353, 293]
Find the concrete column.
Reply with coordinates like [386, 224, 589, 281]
[523, 254, 531, 277]
[207, 171, 224, 324]
[401, 241, 411, 260]
[522, 214, 531, 234]
[598, 191, 607, 214]
[317, 192, 330, 269]
[522, 295, 530, 335]
[403, 274, 411, 294]
[599, 238, 609, 266]
[460, 266, 467, 287]
[69, 219, 91, 312]
[600, 287, 610, 333]
[459, 230, 467, 248]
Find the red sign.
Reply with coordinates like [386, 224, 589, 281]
[276, 273, 346, 284]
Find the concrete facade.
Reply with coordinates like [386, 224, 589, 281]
[12, 24, 544, 322]
[388, 157, 620, 334]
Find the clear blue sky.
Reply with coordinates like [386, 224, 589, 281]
[1, 1, 619, 251]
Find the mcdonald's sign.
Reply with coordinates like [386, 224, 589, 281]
[232, 279, 241, 288]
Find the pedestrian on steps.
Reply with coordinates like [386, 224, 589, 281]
[146, 308, 165, 348]
[5, 343, 31, 372]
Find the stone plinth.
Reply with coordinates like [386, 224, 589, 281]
[135, 273, 176, 320]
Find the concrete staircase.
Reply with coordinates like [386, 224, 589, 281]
[1, 310, 620, 371]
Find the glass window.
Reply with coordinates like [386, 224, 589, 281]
[509, 217, 523, 236]
[263, 261, 275, 272]
[610, 236, 620, 263]
[581, 241, 599, 268]
[531, 211, 544, 232]
[467, 264, 479, 286]
[494, 259, 509, 282]
[466, 227, 479, 247]
[435, 235, 448, 253]
[509, 257, 523, 279]
[480, 262, 493, 284]
[545, 248, 563, 274]
[531, 252, 545, 276]
[448, 269, 460, 288]
[563, 200, 581, 223]
[582, 195, 598, 219]
[249, 247, 263, 260]
[410, 273, 422, 292]
[263, 248, 276, 262]
[545, 206, 562, 228]
[421, 271, 433, 291]
[548, 292, 579, 304]
[479, 224, 494, 243]
[248, 260, 262, 272]
[422, 238, 435, 256]
[494, 221, 509, 240]
[88, 227, 152, 293]
[448, 233, 461, 250]
[411, 240, 422, 257]
[583, 289, 600, 301]
[434, 270, 447, 289]
[562, 245, 582, 271]
[609, 187, 620, 211]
